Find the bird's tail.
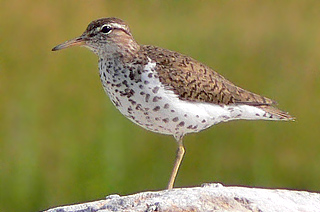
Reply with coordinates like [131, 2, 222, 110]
[257, 105, 295, 121]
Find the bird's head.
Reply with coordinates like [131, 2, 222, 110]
[52, 17, 139, 58]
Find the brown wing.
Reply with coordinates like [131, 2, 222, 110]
[141, 45, 275, 106]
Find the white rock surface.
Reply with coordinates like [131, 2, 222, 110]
[45, 183, 320, 212]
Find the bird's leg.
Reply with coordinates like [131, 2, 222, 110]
[167, 136, 185, 189]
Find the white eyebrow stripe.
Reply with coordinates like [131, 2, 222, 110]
[109, 23, 126, 30]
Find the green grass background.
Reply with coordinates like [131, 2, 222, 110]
[1, 1, 319, 211]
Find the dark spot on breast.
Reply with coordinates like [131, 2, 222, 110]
[148, 73, 153, 78]
[129, 99, 136, 105]
[153, 106, 160, 112]
[164, 103, 170, 109]
[228, 108, 234, 112]
[144, 80, 150, 85]
[129, 71, 135, 80]
[172, 117, 179, 122]
[111, 99, 120, 107]
[145, 94, 150, 102]
[152, 86, 160, 94]
[135, 104, 143, 111]
[122, 80, 128, 87]
[162, 118, 169, 123]
[178, 121, 185, 127]
[152, 96, 162, 102]
[119, 88, 135, 98]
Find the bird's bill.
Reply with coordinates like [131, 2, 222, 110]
[52, 36, 86, 51]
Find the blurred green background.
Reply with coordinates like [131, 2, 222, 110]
[1, 0, 319, 211]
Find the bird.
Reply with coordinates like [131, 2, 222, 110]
[52, 17, 294, 189]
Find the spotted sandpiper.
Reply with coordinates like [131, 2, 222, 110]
[52, 17, 294, 189]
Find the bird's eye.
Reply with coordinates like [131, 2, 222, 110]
[100, 25, 112, 34]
